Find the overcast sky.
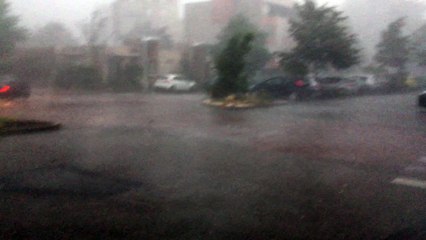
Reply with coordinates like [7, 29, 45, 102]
[10, 0, 343, 31]
[10, 0, 114, 30]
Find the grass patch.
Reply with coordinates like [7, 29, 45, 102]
[0, 117, 15, 129]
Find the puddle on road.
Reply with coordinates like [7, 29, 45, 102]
[0, 165, 142, 198]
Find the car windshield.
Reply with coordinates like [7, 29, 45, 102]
[1, 0, 426, 240]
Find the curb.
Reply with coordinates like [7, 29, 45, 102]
[0, 120, 62, 136]
[202, 99, 275, 110]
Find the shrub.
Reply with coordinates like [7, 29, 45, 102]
[54, 65, 103, 90]
[109, 64, 143, 92]
[211, 33, 254, 99]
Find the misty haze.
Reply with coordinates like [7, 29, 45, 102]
[1, 0, 426, 239]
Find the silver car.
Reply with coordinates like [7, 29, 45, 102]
[153, 74, 196, 92]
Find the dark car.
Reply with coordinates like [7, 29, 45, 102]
[0, 75, 30, 99]
[249, 76, 317, 100]
[419, 91, 426, 108]
[315, 76, 360, 96]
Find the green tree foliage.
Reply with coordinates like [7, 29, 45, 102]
[282, 0, 359, 76]
[280, 52, 309, 78]
[80, 10, 108, 48]
[55, 65, 103, 90]
[13, 48, 56, 85]
[375, 18, 410, 69]
[110, 63, 143, 92]
[0, 0, 26, 72]
[26, 22, 77, 48]
[211, 33, 254, 99]
[213, 15, 270, 76]
[410, 23, 426, 66]
[343, 0, 425, 61]
[179, 49, 192, 79]
[375, 18, 410, 89]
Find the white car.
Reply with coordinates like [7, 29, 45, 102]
[153, 74, 196, 92]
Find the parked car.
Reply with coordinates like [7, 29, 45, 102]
[339, 77, 364, 94]
[419, 91, 426, 108]
[315, 77, 343, 96]
[316, 76, 362, 96]
[349, 75, 378, 91]
[249, 76, 317, 100]
[153, 74, 196, 92]
[0, 75, 31, 99]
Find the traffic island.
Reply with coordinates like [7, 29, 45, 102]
[202, 94, 274, 110]
[0, 118, 61, 136]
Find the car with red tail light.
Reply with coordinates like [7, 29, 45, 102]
[0, 75, 30, 99]
[249, 76, 317, 100]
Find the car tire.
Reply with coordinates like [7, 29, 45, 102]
[289, 92, 299, 101]
[21, 92, 31, 99]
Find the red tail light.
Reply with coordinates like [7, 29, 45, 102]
[294, 80, 306, 87]
[0, 85, 11, 93]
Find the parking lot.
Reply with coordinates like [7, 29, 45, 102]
[1, 90, 425, 239]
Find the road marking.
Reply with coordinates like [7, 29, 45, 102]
[391, 177, 426, 189]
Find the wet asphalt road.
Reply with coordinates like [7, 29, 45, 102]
[0, 90, 426, 239]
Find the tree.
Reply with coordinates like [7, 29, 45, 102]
[375, 18, 410, 89]
[78, 9, 109, 86]
[211, 33, 254, 99]
[0, 0, 26, 72]
[282, 0, 360, 76]
[109, 61, 143, 92]
[375, 18, 410, 69]
[55, 65, 103, 90]
[26, 22, 77, 48]
[179, 48, 192, 79]
[410, 24, 426, 66]
[343, 0, 425, 61]
[125, 22, 173, 49]
[280, 52, 309, 78]
[80, 10, 108, 48]
[213, 15, 270, 77]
